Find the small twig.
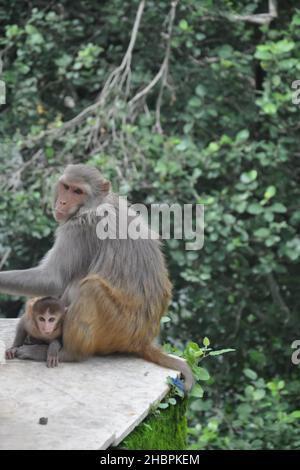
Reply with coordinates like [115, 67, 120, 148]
[266, 272, 290, 323]
[99, 0, 145, 98]
[128, 62, 165, 107]
[189, 55, 219, 66]
[226, 0, 277, 25]
[129, 0, 179, 126]
[0, 248, 11, 270]
[155, 0, 179, 133]
[229, 301, 246, 339]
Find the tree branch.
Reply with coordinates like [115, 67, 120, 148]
[129, 0, 179, 115]
[20, 0, 146, 149]
[226, 0, 277, 25]
[266, 272, 290, 323]
[0, 249, 11, 270]
[155, 0, 179, 133]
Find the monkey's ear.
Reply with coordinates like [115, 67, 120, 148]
[26, 298, 37, 315]
[100, 179, 111, 194]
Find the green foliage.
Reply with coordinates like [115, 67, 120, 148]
[119, 397, 188, 450]
[188, 371, 300, 450]
[1, 0, 299, 449]
[164, 338, 235, 402]
[121, 336, 233, 450]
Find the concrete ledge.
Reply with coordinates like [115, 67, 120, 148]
[0, 319, 178, 450]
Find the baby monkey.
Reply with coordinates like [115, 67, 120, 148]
[6, 296, 66, 367]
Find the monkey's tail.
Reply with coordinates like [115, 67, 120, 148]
[139, 344, 195, 393]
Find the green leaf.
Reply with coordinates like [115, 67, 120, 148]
[255, 46, 272, 60]
[264, 186, 276, 200]
[195, 367, 210, 381]
[186, 341, 205, 357]
[240, 170, 257, 184]
[190, 384, 204, 398]
[158, 403, 169, 409]
[236, 129, 249, 142]
[45, 147, 54, 159]
[168, 397, 177, 406]
[244, 368, 258, 380]
[218, 44, 233, 59]
[247, 203, 263, 215]
[272, 75, 281, 87]
[143, 423, 153, 431]
[273, 39, 295, 54]
[235, 201, 247, 213]
[189, 96, 202, 107]
[262, 102, 277, 115]
[278, 380, 285, 390]
[224, 214, 236, 224]
[55, 54, 73, 68]
[282, 238, 300, 261]
[179, 19, 189, 31]
[237, 403, 252, 417]
[209, 348, 235, 356]
[253, 389, 266, 401]
[289, 411, 300, 419]
[196, 33, 206, 41]
[161, 316, 171, 324]
[254, 228, 270, 238]
[195, 85, 206, 97]
[207, 142, 219, 153]
[270, 203, 287, 213]
[203, 337, 210, 347]
[6, 24, 21, 39]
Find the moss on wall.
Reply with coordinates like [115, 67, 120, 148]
[117, 398, 188, 450]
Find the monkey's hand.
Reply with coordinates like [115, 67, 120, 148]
[5, 347, 18, 359]
[47, 340, 61, 368]
[47, 350, 59, 368]
[15, 344, 48, 362]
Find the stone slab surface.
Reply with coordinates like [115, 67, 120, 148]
[0, 319, 178, 450]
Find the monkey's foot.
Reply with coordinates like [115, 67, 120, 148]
[5, 347, 18, 359]
[15, 344, 48, 362]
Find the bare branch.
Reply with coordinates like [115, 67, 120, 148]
[20, 0, 146, 149]
[226, 0, 277, 25]
[0, 249, 11, 270]
[155, 0, 179, 133]
[266, 273, 290, 323]
[129, 0, 179, 134]
[128, 62, 165, 107]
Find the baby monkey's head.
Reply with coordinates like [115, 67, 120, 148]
[32, 297, 66, 337]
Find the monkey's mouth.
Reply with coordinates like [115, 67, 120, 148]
[54, 209, 68, 221]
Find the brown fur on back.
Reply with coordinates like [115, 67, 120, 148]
[63, 274, 171, 356]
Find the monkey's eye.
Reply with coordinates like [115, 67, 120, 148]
[74, 188, 83, 195]
[63, 183, 70, 190]
[49, 317, 56, 323]
[39, 317, 45, 322]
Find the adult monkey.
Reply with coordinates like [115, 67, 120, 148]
[0, 164, 194, 391]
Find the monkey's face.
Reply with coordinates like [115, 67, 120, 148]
[54, 177, 88, 222]
[35, 308, 62, 336]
